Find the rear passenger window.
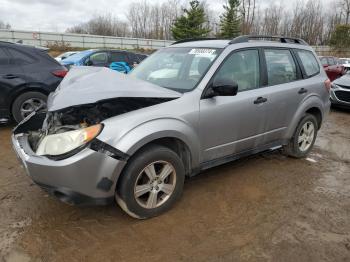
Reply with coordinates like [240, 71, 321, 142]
[296, 50, 320, 77]
[328, 57, 335, 65]
[0, 48, 10, 65]
[7, 48, 36, 65]
[264, 49, 297, 86]
[110, 52, 127, 63]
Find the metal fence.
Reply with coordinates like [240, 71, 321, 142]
[0, 29, 174, 50]
[1, 29, 350, 56]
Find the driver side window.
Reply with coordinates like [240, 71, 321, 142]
[214, 49, 260, 92]
[89, 52, 108, 64]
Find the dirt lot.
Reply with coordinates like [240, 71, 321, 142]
[0, 109, 349, 262]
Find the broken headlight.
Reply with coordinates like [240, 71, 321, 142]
[36, 124, 102, 156]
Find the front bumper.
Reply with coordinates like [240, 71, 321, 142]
[12, 133, 126, 205]
[330, 85, 350, 108]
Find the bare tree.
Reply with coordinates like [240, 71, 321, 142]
[0, 20, 11, 30]
[66, 14, 130, 37]
[241, 0, 256, 34]
[340, 0, 350, 24]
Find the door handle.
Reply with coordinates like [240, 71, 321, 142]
[3, 74, 18, 79]
[298, 88, 308, 94]
[254, 97, 268, 104]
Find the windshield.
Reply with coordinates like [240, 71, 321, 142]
[130, 47, 221, 93]
[62, 50, 94, 63]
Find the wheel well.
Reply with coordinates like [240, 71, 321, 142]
[306, 107, 322, 129]
[132, 137, 192, 177]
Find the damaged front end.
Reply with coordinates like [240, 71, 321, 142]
[14, 96, 173, 160]
[14, 67, 181, 160]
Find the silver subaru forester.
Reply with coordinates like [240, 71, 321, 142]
[12, 36, 331, 219]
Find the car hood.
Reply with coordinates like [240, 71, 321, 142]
[47, 66, 182, 111]
[333, 74, 350, 87]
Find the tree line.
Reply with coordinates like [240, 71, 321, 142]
[2, 0, 350, 47]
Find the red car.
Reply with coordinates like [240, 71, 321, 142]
[319, 56, 345, 81]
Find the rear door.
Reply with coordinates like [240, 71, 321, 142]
[0, 47, 26, 113]
[259, 48, 305, 144]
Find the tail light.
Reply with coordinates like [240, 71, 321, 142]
[324, 79, 331, 93]
[52, 68, 68, 78]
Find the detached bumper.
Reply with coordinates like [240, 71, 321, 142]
[12, 133, 126, 205]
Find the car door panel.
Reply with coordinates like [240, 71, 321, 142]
[199, 48, 268, 163]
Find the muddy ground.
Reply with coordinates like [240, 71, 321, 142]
[0, 109, 349, 262]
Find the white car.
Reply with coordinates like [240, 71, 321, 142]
[55, 51, 78, 62]
[339, 58, 350, 71]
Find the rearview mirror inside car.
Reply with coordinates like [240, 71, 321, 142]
[204, 77, 238, 99]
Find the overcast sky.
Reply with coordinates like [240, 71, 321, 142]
[0, 0, 331, 32]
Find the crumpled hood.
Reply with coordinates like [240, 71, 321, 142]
[47, 66, 182, 111]
[333, 74, 350, 87]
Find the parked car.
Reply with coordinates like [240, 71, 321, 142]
[319, 56, 345, 81]
[12, 36, 330, 219]
[60, 49, 146, 70]
[0, 41, 67, 123]
[339, 58, 350, 72]
[55, 51, 78, 62]
[330, 70, 350, 108]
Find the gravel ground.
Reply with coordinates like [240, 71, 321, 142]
[0, 108, 349, 262]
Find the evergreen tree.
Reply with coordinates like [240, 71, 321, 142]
[219, 0, 241, 38]
[171, 0, 210, 40]
[330, 24, 350, 49]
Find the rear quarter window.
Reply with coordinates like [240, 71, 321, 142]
[296, 50, 320, 78]
[7, 48, 37, 65]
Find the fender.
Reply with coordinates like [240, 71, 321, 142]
[285, 94, 326, 140]
[109, 117, 201, 169]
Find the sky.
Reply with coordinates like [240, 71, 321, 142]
[0, 0, 331, 32]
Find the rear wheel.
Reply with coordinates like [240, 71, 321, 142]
[283, 114, 318, 158]
[12, 92, 47, 123]
[116, 145, 185, 219]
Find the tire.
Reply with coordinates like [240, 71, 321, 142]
[11, 92, 47, 123]
[116, 144, 185, 219]
[283, 113, 318, 158]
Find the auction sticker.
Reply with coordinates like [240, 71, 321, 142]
[189, 49, 216, 55]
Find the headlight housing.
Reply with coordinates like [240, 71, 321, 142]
[36, 124, 102, 157]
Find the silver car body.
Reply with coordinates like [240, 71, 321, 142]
[331, 72, 350, 107]
[12, 40, 331, 204]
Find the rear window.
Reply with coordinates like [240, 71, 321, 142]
[296, 50, 320, 78]
[7, 48, 37, 65]
[264, 49, 297, 86]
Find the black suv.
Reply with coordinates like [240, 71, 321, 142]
[0, 41, 67, 123]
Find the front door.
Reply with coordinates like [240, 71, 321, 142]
[199, 49, 269, 163]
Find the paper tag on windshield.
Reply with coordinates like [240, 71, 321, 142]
[189, 49, 216, 55]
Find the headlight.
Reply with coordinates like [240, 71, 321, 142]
[36, 124, 102, 156]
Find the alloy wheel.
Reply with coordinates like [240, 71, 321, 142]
[134, 161, 177, 209]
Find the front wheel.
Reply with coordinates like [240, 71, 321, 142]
[283, 114, 318, 158]
[116, 145, 185, 219]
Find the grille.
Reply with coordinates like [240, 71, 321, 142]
[338, 84, 350, 90]
[335, 90, 350, 103]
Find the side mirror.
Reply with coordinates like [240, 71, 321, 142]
[204, 77, 238, 99]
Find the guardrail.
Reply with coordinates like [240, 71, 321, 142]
[0, 29, 174, 50]
[1, 30, 350, 56]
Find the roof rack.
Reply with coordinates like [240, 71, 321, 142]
[229, 35, 308, 45]
[171, 37, 219, 45]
